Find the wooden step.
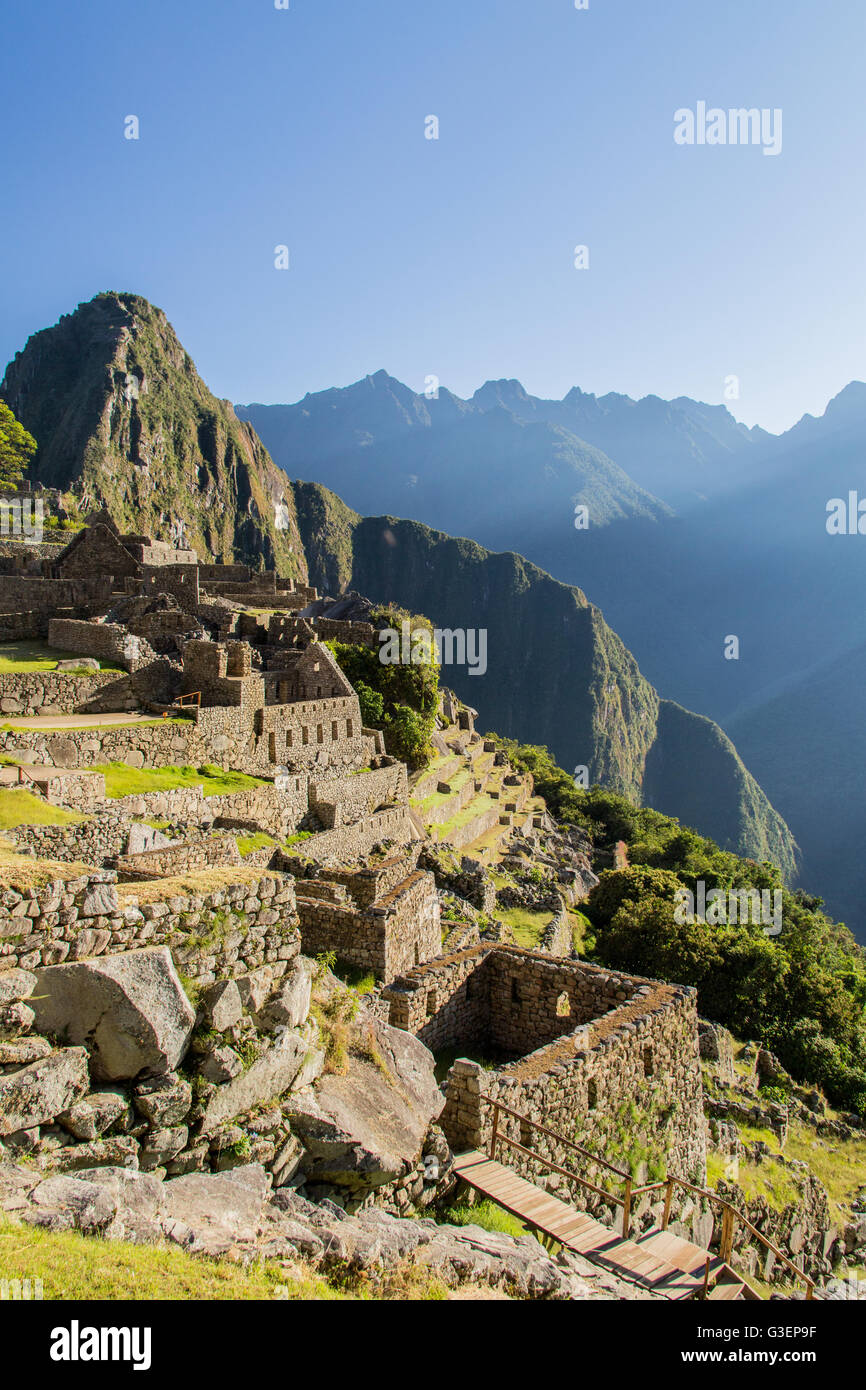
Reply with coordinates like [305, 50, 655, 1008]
[707, 1280, 746, 1301]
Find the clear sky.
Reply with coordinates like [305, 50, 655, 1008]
[2, 0, 864, 433]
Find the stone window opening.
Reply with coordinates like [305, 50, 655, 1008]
[511, 977, 520, 1005]
[346, 718, 354, 738]
[643, 1045, 654, 1078]
[555, 990, 571, 1019]
[268, 732, 277, 761]
[316, 723, 324, 744]
[332, 720, 339, 740]
[587, 1079, 598, 1110]
[302, 726, 309, 746]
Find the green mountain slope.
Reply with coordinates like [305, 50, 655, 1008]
[291, 479, 799, 880]
[0, 292, 306, 576]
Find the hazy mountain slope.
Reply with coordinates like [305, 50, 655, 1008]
[1, 292, 307, 576]
[727, 641, 866, 931]
[238, 371, 673, 535]
[291, 479, 798, 879]
[239, 372, 768, 518]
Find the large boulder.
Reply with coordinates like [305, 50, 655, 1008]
[200, 1025, 318, 1134]
[0, 1047, 89, 1135]
[161, 1164, 270, 1256]
[284, 1013, 443, 1192]
[31, 947, 195, 1081]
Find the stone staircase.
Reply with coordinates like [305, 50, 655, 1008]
[410, 730, 537, 861]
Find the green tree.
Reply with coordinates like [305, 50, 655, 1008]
[0, 401, 37, 487]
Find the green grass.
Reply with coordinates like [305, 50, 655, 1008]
[0, 788, 86, 829]
[236, 832, 277, 857]
[99, 763, 268, 799]
[0, 1214, 451, 1300]
[497, 905, 552, 949]
[334, 962, 377, 994]
[784, 1122, 866, 1226]
[568, 908, 591, 954]
[441, 1199, 529, 1241]
[431, 791, 494, 842]
[0, 641, 122, 674]
[414, 767, 473, 818]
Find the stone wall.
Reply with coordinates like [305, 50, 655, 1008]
[0, 670, 124, 718]
[116, 835, 242, 880]
[281, 807, 416, 867]
[140, 564, 200, 610]
[308, 762, 407, 828]
[540, 904, 572, 957]
[0, 870, 299, 989]
[295, 868, 440, 982]
[10, 815, 133, 865]
[313, 850, 421, 910]
[0, 576, 111, 612]
[47, 619, 157, 673]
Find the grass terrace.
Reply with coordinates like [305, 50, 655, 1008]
[116, 863, 274, 904]
[0, 640, 123, 674]
[496, 905, 553, 949]
[0, 837, 91, 888]
[99, 763, 269, 799]
[0, 788, 87, 830]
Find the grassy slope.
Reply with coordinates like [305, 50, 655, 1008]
[0, 1216, 455, 1301]
[0, 789, 85, 829]
[99, 763, 268, 798]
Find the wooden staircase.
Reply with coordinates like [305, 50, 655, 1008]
[451, 1098, 816, 1300]
[453, 1150, 751, 1300]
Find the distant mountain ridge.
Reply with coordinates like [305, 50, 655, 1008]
[238, 370, 770, 515]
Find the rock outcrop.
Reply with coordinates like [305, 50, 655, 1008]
[31, 947, 196, 1081]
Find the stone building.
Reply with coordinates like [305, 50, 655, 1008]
[383, 945, 707, 1186]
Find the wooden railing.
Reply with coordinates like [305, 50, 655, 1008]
[177, 691, 201, 707]
[484, 1098, 815, 1300]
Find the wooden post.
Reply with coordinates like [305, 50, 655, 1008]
[489, 1103, 500, 1162]
[719, 1205, 735, 1264]
[662, 1178, 675, 1230]
[621, 1178, 633, 1238]
[702, 1257, 711, 1298]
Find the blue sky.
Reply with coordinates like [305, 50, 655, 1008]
[2, 0, 864, 432]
